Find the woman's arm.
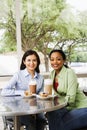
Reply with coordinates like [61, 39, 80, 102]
[1, 73, 24, 96]
[66, 69, 78, 105]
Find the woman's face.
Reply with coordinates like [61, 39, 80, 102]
[50, 52, 65, 72]
[23, 54, 37, 72]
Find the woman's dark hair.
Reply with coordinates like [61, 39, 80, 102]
[49, 49, 68, 68]
[20, 50, 40, 73]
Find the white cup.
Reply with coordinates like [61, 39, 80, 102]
[44, 79, 53, 95]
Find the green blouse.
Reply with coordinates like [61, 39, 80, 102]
[50, 66, 87, 110]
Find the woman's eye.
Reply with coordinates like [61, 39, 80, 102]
[50, 58, 62, 61]
[27, 59, 37, 62]
[33, 59, 37, 62]
[50, 59, 54, 61]
[28, 59, 31, 62]
[57, 58, 61, 60]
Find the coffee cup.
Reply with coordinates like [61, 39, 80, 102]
[29, 79, 37, 94]
[44, 79, 53, 95]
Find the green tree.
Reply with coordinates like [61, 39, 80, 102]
[51, 8, 87, 63]
[0, 0, 66, 71]
[0, 0, 87, 71]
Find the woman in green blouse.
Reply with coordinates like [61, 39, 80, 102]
[47, 49, 87, 130]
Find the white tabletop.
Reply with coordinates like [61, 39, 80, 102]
[0, 95, 67, 116]
[0, 95, 67, 130]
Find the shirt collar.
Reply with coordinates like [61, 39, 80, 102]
[58, 66, 67, 77]
[23, 68, 38, 78]
[53, 66, 67, 78]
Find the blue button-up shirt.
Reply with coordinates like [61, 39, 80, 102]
[1, 68, 44, 96]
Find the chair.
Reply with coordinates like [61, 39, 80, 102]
[2, 116, 13, 130]
[2, 116, 26, 130]
[44, 113, 49, 130]
[2, 116, 49, 130]
[44, 121, 49, 130]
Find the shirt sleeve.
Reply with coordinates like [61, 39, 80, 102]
[1, 73, 24, 96]
[66, 69, 78, 106]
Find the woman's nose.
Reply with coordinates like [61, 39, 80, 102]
[54, 60, 57, 63]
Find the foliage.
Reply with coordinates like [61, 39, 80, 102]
[0, 0, 87, 71]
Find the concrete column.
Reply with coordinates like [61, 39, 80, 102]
[15, 0, 22, 70]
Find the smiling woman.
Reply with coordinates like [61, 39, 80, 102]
[46, 49, 87, 130]
[1, 49, 46, 130]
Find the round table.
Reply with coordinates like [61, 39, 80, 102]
[0, 95, 67, 130]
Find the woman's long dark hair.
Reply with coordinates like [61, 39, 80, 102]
[49, 49, 68, 68]
[20, 50, 40, 73]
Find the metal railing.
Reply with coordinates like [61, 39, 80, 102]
[0, 73, 87, 91]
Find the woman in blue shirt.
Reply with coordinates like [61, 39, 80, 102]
[1, 49, 46, 130]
